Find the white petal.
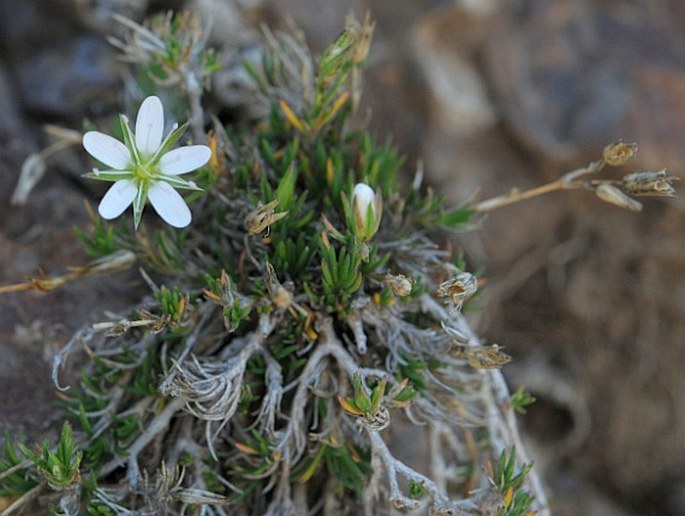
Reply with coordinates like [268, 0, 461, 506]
[159, 145, 212, 175]
[148, 181, 192, 228]
[135, 96, 164, 156]
[353, 183, 375, 212]
[83, 132, 131, 169]
[98, 180, 138, 219]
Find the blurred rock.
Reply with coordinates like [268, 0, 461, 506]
[412, 5, 496, 137]
[212, 45, 269, 120]
[0, 62, 38, 210]
[626, 66, 685, 171]
[201, 0, 268, 119]
[49, 0, 150, 34]
[191, 0, 262, 47]
[0, 0, 69, 53]
[15, 36, 122, 119]
[551, 472, 631, 516]
[484, 0, 685, 171]
[262, 0, 361, 52]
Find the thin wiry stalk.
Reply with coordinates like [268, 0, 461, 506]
[250, 348, 284, 438]
[367, 431, 479, 514]
[0, 483, 46, 516]
[428, 296, 551, 515]
[99, 397, 186, 482]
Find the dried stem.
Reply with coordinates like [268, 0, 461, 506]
[367, 431, 477, 513]
[0, 483, 46, 516]
[0, 251, 134, 295]
[473, 159, 606, 213]
[474, 180, 567, 213]
[441, 300, 551, 515]
[184, 71, 205, 143]
[99, 397, 186, 481]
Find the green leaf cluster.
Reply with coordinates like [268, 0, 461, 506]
[61, 345, 162, 471]
[511, 387, 536, 415]
[319, 240, 363, 313]
[494, 448, 535, 516]
[144, 11, 221, 81]
[19, 423, 82, 491]
[0, 431, 38, 497]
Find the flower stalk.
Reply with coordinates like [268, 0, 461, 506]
[473, 141, 677, 213]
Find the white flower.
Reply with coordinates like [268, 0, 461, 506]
[351, 182, 382, 242]
[83, 96, 211, 229]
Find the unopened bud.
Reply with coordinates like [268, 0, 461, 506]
[595, 183, 642, 211]
[622, 170, 678, 197]
[603, 140, 638, 166]
[383, 273, 413, 297]
[351, 183, 382, 243]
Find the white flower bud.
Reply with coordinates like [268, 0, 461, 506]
[351, 183, 382, 242]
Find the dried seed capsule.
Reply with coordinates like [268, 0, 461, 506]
[437, 271, 478, 308]
[622, 170, 679, 197]
[383, 273, 413, 297]
[265, 263, 292, 309]
[602, 140, 638, 166]
[465, 344, 512, 369]
[245, 199, 288, 235]
[594, 183, 643, 211]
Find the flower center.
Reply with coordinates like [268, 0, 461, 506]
[132, 160, 158, 182]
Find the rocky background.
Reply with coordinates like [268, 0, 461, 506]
[1, 1, 684, 514]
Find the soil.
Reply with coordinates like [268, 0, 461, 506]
[1, 1, 684, 515]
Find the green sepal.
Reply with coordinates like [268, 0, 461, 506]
[150, 122, 190, 164]
[119, 114, 141, 165]
[160, 175, 204, 191]
[132, 181, 147, 230]
[84, 171, 133, 182]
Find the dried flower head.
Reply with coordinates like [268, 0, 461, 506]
[245, 199, 288, 236]
[622, 170, 679, 197]
[83, 96, 211, 228]
[265, 263, 292, 309]
[602, 139, 638, 166]
[437, 272, 478, 309]
[383, 273, 413, 297]
[465, 345, 512, 370]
